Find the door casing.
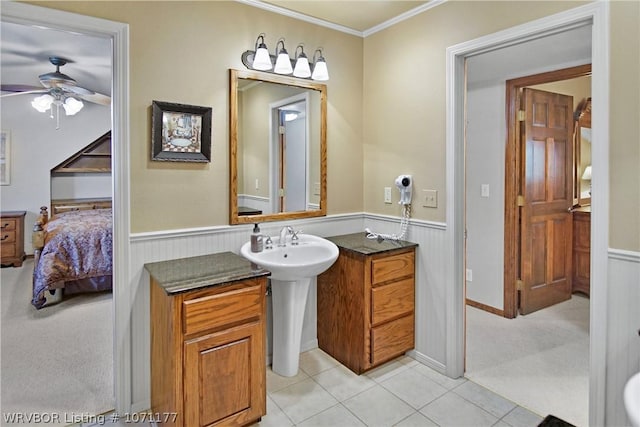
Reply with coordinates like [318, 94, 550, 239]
[446, 3, 609, 426]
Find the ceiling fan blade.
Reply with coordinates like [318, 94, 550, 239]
[0, 89, 47, 98]
[79, 91, 111, 106]
[1, 84, 44, 93]
[58, 82, 94, 96]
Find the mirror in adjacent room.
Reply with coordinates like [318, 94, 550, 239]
[230, 69, 327, 224]
[574, 97, 591, 207]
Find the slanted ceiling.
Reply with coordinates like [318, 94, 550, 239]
[51, 131, 111, 175]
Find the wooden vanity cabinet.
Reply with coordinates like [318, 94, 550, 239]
[318, 246, 416, 374]
[151, 276, 267, 427]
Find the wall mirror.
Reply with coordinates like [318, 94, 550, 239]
[230, 69, 327, 225]
[573, 97, 591, 207]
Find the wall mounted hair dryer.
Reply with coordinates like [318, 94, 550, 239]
[395, 174, 412, 205]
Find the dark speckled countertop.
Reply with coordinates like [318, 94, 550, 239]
[326, 232, 418, 256]
[144, 252, 270, 295]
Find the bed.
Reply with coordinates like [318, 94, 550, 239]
[31, 202, 113, 309]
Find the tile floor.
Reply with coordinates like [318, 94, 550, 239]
[82, 349, 545, 427]
[259, 348, 545, 427]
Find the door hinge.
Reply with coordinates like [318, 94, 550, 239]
[518, 110, 526, 121]
[516, 195, 525, 206]
[516, 279, 523, 291]
[279, 126, 286, 134]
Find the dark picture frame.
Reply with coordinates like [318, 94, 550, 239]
[151, 101, 212, 162]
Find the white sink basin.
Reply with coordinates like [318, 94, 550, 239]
[240, 233, 338, 281]
[625, 372, 640, 427]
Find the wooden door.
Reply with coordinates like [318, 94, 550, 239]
[519, 88, 573, 315]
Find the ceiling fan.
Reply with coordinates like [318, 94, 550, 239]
[1, 56, 110, 128]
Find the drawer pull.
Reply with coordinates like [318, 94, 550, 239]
[1, 234, 8, 241]
[1, 223, 9, 229]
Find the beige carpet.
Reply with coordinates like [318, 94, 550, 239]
[1, 259, 114, 426]
[466, 295, 590, 427]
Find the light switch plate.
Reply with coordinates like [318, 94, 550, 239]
[384, 187, 392, 204]
[423, 189, 438, 208]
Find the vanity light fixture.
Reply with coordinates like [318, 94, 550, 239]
[273, 39, 293, 75]
[242, 35, 329, 81]
[311, 49, 329, 81]
[251, 33, 273, 71]
[292, 45, 311, 78]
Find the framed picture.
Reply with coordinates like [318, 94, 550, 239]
[0, 130, 10, 185]
[151, 101, 212, 162]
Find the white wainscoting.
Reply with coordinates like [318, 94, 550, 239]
[128, 212, 448, 411]
[606, 249, 640, 426]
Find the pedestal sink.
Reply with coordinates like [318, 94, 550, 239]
[240, 233, 338, 377]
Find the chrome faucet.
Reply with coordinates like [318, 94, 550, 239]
[278, 226, 294, 247]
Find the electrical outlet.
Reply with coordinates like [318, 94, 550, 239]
[384, 187, 392, 204]
[255, 178, 259, 190]
[466, 268, 473, 282]
[481, 184, 490, 198]
[423, 189, 438, 208]
[313, 182, 321, 196]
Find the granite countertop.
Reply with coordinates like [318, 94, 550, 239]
[144, 251, 270, 295]
[325, 232, 418, 256]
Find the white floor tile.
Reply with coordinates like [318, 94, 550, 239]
[299, 348, 340, 376]
[453, 380, 517, 418]
[313, 364, 377, 401]
[296, 403, 366, 427]
[394, 411, 439, 427]
[266, 366, 310, 393]
[380, 368, 449, 409]
[269, 377, 338, 424]
[411, 362, 467, 390]
[364, 359, 411, 383]
[342, 385, 415, 427]
[419, 392, 499, 427]
[500, 406, 544, 427]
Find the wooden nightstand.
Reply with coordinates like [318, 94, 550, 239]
[1, 211, 26, 267]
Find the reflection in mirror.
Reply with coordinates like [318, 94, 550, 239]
[230, 69, 327, 224]
[574, 97, 591, 207]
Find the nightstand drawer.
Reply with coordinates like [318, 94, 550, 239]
[371, 277, 414, 325]
[371, 251, 414, 285]
[183, 282, 263, 336]
[1, 230, 16, 244]
[1, 219, 16, 232]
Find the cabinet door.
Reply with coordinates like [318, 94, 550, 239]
[184, 321, 265, 427]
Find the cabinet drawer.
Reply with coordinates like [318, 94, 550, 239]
[183, 282, 263, 336]
[1, 230, 16, 245]
[371, 278, 414, 325]
[371, 251, 414, 285]
[1, 219, 16, 232]
[371, 314, 414, 365]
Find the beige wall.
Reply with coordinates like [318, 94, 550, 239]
[30, 0, 364, 232]
[363, 0, 639, 251]
[31, 1, 640, 251]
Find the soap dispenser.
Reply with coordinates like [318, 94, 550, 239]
[250, 224, 264, 253]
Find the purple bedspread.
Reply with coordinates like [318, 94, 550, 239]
[32, 209, 113, 309]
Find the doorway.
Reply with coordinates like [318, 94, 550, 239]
[446, 3, 610, 426]
[1, 2, 131, 414]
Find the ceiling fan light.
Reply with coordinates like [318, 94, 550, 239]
[63, 97, 84, 115]
[31, 94, 54, 112]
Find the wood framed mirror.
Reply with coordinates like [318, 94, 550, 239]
[574, 97, 591, 207]
[229, 69, 327, 225]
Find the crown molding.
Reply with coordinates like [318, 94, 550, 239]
[236, 0, 447, 38]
